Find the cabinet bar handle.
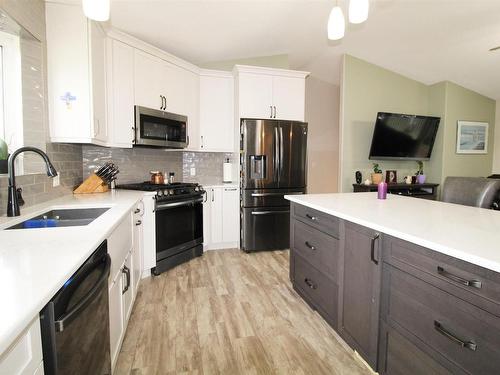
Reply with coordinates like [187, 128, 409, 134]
[135, 220, 142, 226]
[437, 266, 482, 289]
[305, 241, 316, 251]
[304, 278, 317, 289]
[122, 265, 131, 294]
[134, 208, 140, 214]
[273, 106, 277, 118]
[370, 233, 380, 265]
[434, 321, 477, 351]
[306, 214, 317, 221]
[270, 105, 273, 118]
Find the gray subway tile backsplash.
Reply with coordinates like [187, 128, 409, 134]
[0, 143, 237, 216]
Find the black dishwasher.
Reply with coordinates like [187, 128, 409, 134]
[40, 240, 111, 375]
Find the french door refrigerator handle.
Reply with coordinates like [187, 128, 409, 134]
[274, 126, 280, 183]
[54, 254, 111, 332]
[279, 126, 284, 179]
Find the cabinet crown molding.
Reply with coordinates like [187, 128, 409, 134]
[233, 64, 310, 79]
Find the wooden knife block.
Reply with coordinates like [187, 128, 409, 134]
[74, 173, 109, 194]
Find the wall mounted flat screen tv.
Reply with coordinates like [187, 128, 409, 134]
[369, 112, 440, 160]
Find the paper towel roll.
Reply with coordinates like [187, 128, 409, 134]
[223, 161, 232, 183]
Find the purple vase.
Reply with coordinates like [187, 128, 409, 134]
[417, 174, 426, 184]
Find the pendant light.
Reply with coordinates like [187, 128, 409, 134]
[82, 0, 110, 22]
[327, 4, 345, 40]
[348, 0, 369, 24]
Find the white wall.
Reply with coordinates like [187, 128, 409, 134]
[305, 76, 340, 193]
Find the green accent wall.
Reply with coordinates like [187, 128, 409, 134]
[340, 55, 496, 193]
[441, 82, 496, 179]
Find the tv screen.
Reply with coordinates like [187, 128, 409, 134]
[369, 112, 440, 160]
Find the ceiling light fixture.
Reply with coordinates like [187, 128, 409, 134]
[82, 0, 110, 22]
[349, 0, 369, 24]
[327, 5, 345, 40]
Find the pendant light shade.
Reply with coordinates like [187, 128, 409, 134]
[82, 0, 110, 22]
[327, 6, 345, 40]
[349, 0, 369, 24]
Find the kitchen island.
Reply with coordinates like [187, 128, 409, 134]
[286, 192, 500, 375]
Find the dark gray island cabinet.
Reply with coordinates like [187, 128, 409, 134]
[289, 202, 500, 375]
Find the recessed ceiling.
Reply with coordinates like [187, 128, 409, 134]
[110, 0, 500, 100]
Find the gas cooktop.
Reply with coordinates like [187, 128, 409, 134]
[116, 182, 204, 202]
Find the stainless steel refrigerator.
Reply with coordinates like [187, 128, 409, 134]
[240, 119, 308, 251]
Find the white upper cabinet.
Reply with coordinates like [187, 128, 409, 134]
[134, 50, 166, 111]
[106, 39, 135, 148]
[46, 2, 107, 144]
[199, 70, 234, 152]
[237, 72, 274, 119]
[272, 75, 306, 122]
[234, 65, 309, 122]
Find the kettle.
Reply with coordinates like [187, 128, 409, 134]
[150, 171, 164, 184]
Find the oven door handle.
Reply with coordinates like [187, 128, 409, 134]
[155, 197, 203, 211]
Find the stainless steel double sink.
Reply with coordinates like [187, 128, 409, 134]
[6, 207, 110, 230]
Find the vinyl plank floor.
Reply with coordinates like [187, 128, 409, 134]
[115, 249, 371, 375]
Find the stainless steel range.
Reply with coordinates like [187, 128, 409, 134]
[116, 182, 204, 275]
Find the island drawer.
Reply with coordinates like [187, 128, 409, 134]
[292, 219, 339, 282]
[292, 203, 339, 238]
[378, 321, 465, 375]
[292, 251, 338, 328]
[382, 265, 500, 375]
[383, 236, 500, 316]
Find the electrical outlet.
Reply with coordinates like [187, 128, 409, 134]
[190, 167, 196, 176]
[52, 174, 60, 187]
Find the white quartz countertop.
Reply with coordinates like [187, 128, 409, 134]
[286, 193, 500, 273]
[0, 190, 149, 357]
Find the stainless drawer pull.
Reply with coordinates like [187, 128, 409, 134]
[434, 321, 477, 351]
[304, 278, 317, 290]
[305, 241, 316, 251]
[370, 233, 380, 265]
[251, 210, 290, 216]
[306, 214, 317, 221]
[437, 266, 482, 289]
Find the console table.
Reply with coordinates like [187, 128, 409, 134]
[353, 183, 439, 200]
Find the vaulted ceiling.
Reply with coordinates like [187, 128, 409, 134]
[110, 0, 500, 99]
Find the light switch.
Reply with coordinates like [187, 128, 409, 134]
[190, 167, 196, 176]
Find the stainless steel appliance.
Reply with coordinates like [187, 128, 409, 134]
[40, 241, 111, 375]
[240, 119, 308, 251]
[134, 106, 188, 148]
[116, 182, 204, 274]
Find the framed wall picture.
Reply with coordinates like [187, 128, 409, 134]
[456, 121, 488, 154]
[385, 170, 397, 184]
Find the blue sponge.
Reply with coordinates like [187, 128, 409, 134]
[23, 219, 58, 228]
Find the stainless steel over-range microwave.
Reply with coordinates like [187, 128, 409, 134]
[133, 106, 188, 148]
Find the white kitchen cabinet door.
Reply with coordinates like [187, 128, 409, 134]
[272, 75, 305, 121]
[202, 190, 212, 249]
[122, 253, 134, 325]
[222, 187, 239, 243]
[107, 39, 135, 147]
[46, 2, 91, 142]
[0, 317, 43, 375]
[181, 69, 200, 150]
[108, 273, 124, 370]
[89, 21, 108, 142]
[238, 73, 273, 119]
[132, 203, 144, 294]
[210, 187, 223, 244]
[134, 49, 165, 111]
[141, 195, 156, 274]
[199, 72, 234, 151]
